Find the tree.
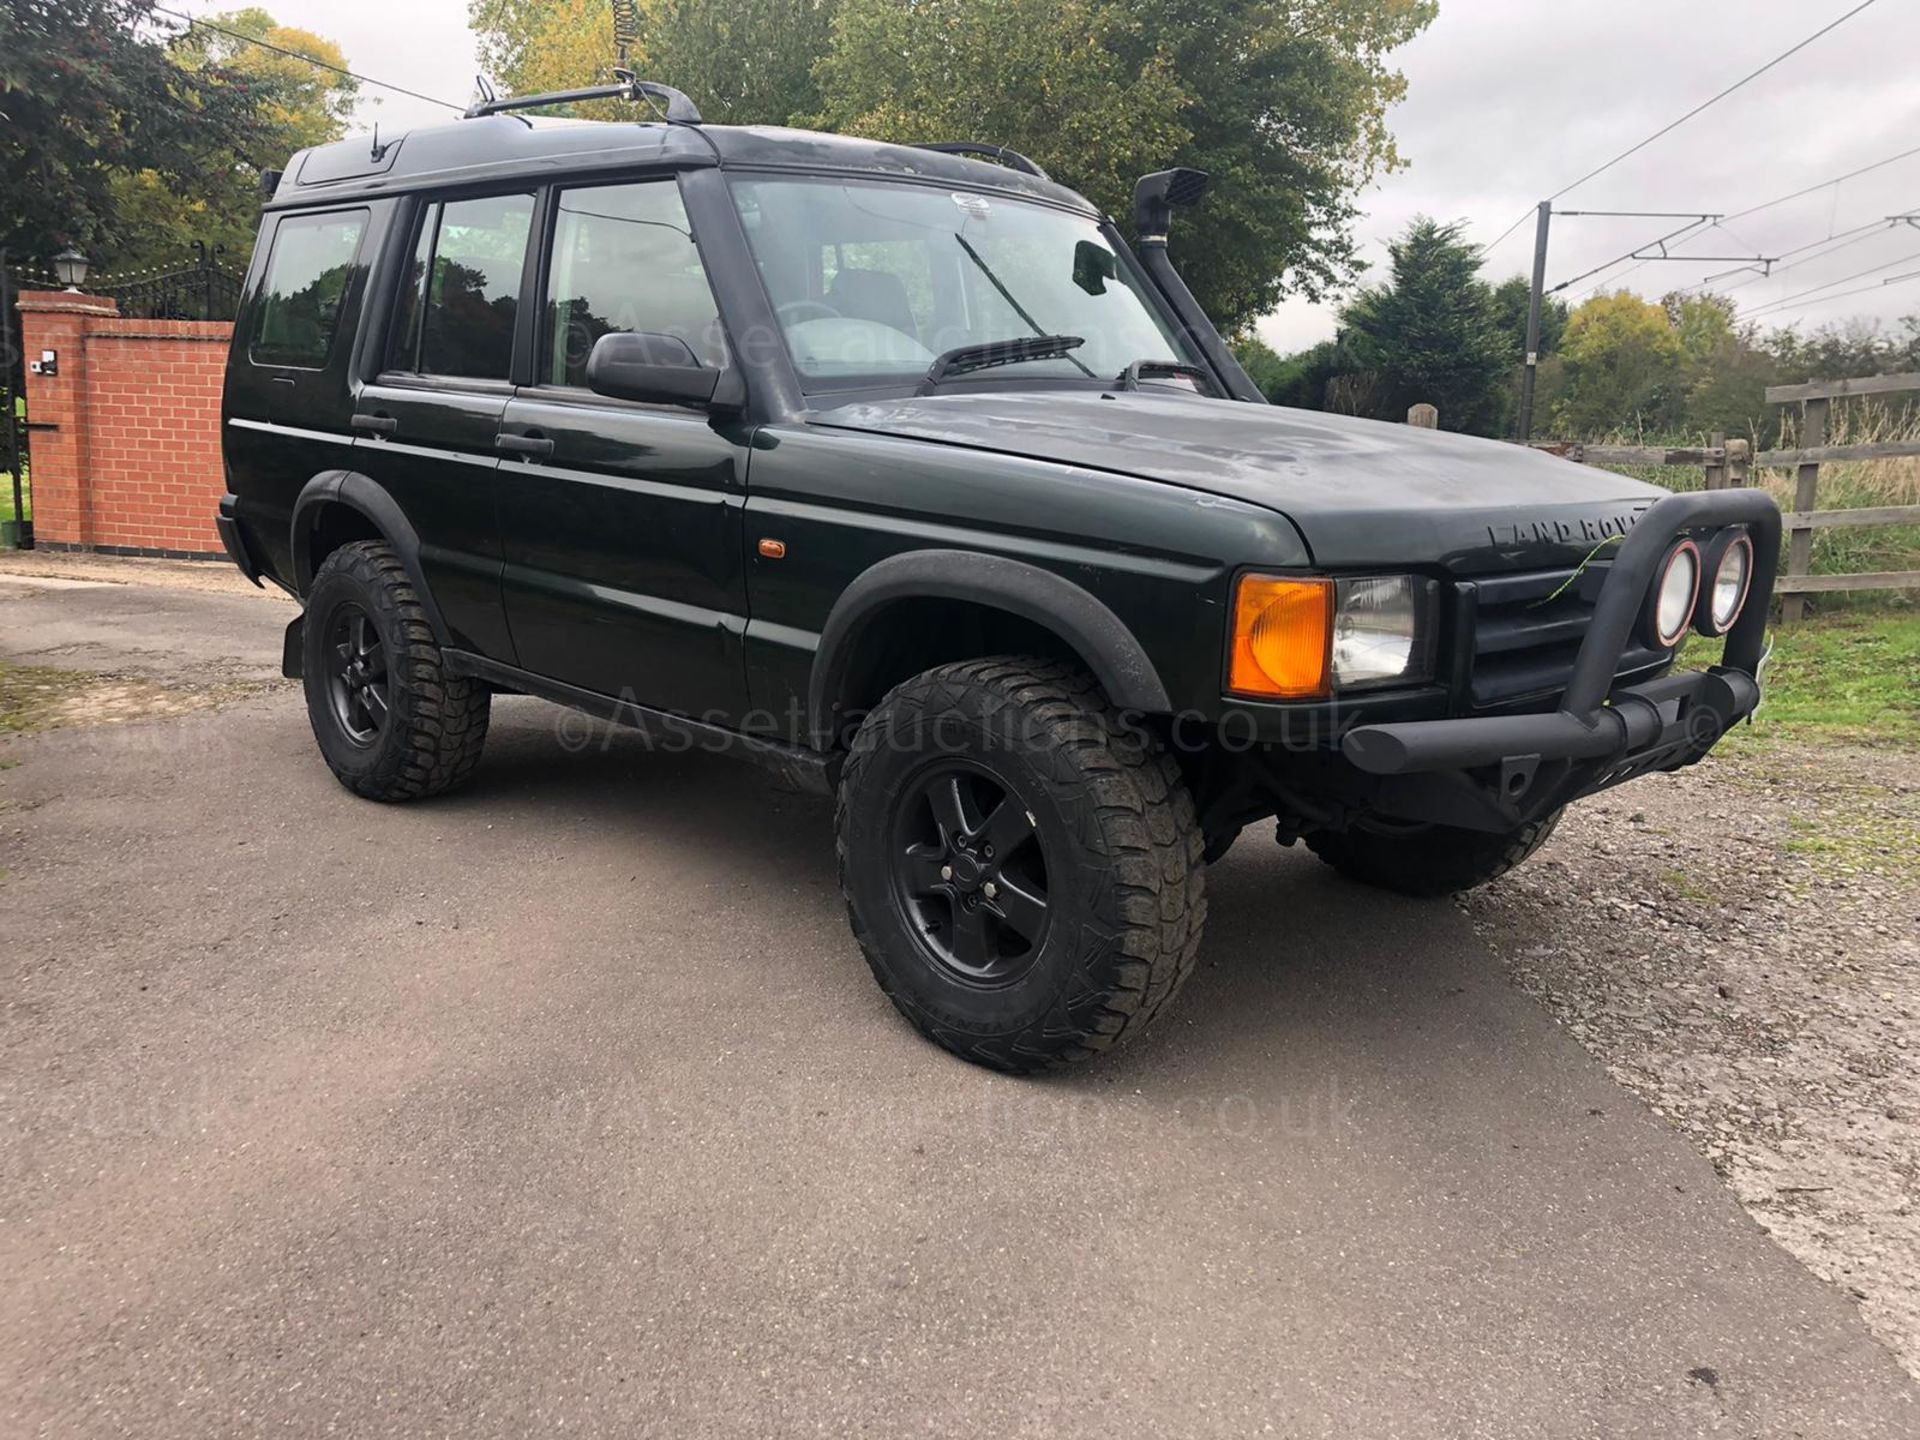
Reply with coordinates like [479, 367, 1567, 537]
[1231, 336, 1289, 399]
[1682, 336, 1779, 444]
[1551, 292, 1684, 437]
[1768, 315, 1920, 386]
[813, 0, 1436, 332]
[471, 0, 632, 116]
[815, 0, 1187, 260]
[1490, 274, 1567, 363]
[1484, 276, 1569, 437]
[635, 0, 834, 123]
[0, 0, 259, 265]
[470, 0, 832, 124]
[1653, 291, 1777, 443]
[1338, 218, 1509, 434]
[109, 9, 359, 272]
[468, 0, 1432, 331]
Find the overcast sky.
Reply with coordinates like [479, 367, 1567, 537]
[169, 0, 1920, 349]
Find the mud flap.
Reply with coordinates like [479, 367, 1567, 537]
[281, 614, 305, 679]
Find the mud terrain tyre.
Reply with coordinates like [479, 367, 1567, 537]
[302, 540, 490, 802]
[836, 657, 1206, 1073]
[1303, 810, 1563, 898]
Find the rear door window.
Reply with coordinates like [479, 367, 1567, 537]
[387, 192, 535, 382]
[249, 209, 367, 369]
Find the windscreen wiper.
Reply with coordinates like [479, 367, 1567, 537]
[922, 334, 1086, 389]
[952, 234, 1097, 380]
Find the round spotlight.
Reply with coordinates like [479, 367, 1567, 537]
[1696, 529, 1754, 638]
[1643, 539, 1702, 649]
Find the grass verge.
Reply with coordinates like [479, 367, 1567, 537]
[0, 472, 26, 529]
[0, 660, 101, 733]
[1782, 807, 1920, 880]
[1682, 610, 1920, 749]
[0, 658, 260, 735]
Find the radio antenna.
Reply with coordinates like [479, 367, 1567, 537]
[611, 0, 641, 69]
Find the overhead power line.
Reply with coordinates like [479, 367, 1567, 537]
[1704, 216, 1905, 295]
[1751, 266, 1920, 318]
[1742, 244, 1920, 317]
[1502, 136, 1920, 278]
[1478, 207, 1538, 257]
[1479, 1, 1885, 256]
[150, 4, 466, 114]
[1547, 0, 1881, 202]
[1550, 216, 1719, 294]
[1553, 216, 1781, 302]
[1736, 215, 1885, 267]
[1721, 140, 1920, 223]
[1574, 203, 1920, 304]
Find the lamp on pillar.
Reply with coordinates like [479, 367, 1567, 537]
[52, 248, 92, 292]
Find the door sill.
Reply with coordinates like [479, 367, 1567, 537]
[442, 650, 835, 795]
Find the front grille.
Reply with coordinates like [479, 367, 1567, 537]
[1459, 564, 1670, 710]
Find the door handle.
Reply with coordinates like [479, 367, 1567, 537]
[495, 432, 555, 459]
[350, 412, 397, 435]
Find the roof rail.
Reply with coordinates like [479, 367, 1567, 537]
[463, 71, 702, 125]
[914, 142, 1050, 182]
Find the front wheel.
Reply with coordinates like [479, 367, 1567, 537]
[1301, 810, 1563, 898]
[836, 658, 1206, 1073]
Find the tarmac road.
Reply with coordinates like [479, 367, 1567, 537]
[1, 567, 1914, 1437]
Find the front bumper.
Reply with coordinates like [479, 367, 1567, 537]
[1339, 489, 1780, 832]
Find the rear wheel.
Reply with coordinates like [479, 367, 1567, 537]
[302, 540, 490, 802]
[836, 657, 1206, 1073]
[1302, 810, 1562, 897]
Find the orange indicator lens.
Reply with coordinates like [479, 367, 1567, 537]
[1229, 575, 1334, 699]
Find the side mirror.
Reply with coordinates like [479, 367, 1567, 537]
[586, 331, 731, 408]
[1132, 167, 1210, 244]
[1072, 240, 1117, 296]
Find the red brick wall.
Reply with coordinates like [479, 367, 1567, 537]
[18, 293, 233, 559]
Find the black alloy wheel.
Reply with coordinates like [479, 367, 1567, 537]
[326, 602, 390, 746]
[836, 657, 1208, 1073]
[301, 540, 491, 802]
[892, 761, 1051, 984]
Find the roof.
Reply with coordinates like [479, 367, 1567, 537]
[268, 117, 1099, 216]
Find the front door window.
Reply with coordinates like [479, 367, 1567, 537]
[542, 180, 728, 388]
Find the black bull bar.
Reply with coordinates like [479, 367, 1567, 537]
[1340, 489, 1781, 823]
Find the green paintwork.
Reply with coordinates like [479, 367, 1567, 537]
[217, 114, 1688, 763]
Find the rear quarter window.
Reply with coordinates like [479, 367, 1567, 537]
[249, 209, 368, 369]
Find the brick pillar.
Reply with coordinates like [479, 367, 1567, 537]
[17, 291, 120, 549]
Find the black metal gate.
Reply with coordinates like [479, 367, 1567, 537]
[1, 261, 48, 548]
[0, 242, 244, 549]
[95, 242, 243, 322]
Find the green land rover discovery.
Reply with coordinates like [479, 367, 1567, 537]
[217, 78, 1779, 1072]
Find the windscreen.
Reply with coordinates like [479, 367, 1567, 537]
[731, 177, 1194, 389]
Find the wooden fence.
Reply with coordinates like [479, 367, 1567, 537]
[1754, 372, 1920, 621]
[1487, 368, 1920, 622]
[1525, 436, 1751, 483]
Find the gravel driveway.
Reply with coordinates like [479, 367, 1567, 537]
[1462, 740, 1920, 1374]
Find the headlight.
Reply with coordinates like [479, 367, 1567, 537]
[1696, 529, 1753, 637]
[1643, 539, 1701, 649]
[1332, 575, 1439, 689]
[1228, 573, 1436, 699]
